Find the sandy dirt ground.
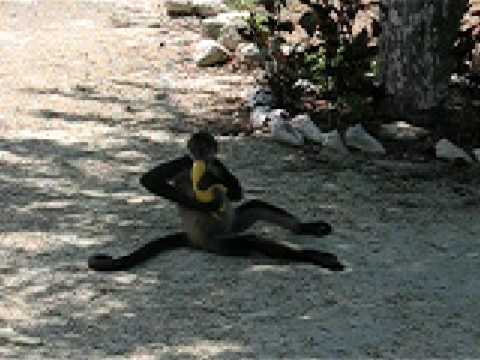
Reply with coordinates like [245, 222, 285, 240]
[1, 1, 480, 359]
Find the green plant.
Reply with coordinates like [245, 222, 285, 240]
[243, 0, 380, 114]
[298, 1, 378, 97]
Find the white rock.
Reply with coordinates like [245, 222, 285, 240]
[291, 114, 324, 143]
[279, 43, 293, 56]
[202, 19, 227, 39]
[237, 43, 263, 67]
[218, 26, 244, 51]
[473, 148, 480, 162]
[270, 118, 304, 146]
[268, 109, 290, 121]
[293, 79, 319, 95]
[345, 124, 386, 155]
[250, 106, 271, 129]
[435, 139, 474, 163]
[245, 86, 273, 108]
[165, 0, 195, 16]
[193, 0, 228, 17]
[194, 40, 230, 67]
[202, 11, 250, 39]
[321, 129, 350, 155]
[379, 120, 429, 141]
[267, 109, 290, 129]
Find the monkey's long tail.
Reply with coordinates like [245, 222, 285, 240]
[88, 232, 188, 271]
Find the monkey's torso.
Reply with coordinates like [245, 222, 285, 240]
[172, 166, 234, 251]
[88, 132, 344, 272]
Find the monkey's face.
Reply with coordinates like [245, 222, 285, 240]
[187, 131, 218, 162]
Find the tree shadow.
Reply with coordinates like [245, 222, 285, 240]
[22, 79, 249, 136]
[2, 81, 347, 359]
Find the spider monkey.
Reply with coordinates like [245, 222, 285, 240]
[88, 131, 344, 272]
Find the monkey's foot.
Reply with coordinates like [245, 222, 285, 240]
[296, 221, 332, 237]
[88, 254, 115, 271]
[303, 250, 344, 271]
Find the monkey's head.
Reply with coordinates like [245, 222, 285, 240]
[187, 131, 218, 162]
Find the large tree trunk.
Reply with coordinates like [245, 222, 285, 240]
[378, 0, 468, 123]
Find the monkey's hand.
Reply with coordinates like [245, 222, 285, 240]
[192, 160, 227, 209]
[296, 221, 333, 237]
[302, 250, 344, 271]
[196, 171, 223, 191]
[198, 187, 225, 212]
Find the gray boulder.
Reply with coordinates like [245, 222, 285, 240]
[321, 130, 350, 156]
[293, 78, 319, 96]
[237, 43, 263, 67]
[250, 106, 271, 129]
[270, 118, 304, 147]
[435, 139, 474, 163]
[193, 0, 228, 17]
[245, 86, 274, 108]
[345, 124, 386, 155]
[165, 0, 195, 16]
[166, 0, 228, 17]
[202, 11, 250, 39]
[218, 26, 244, 51]
[379, 120, 429, 141]
[268, 109, 290, 120]
[291, 114, 324, 143]
[194, 40, 230, 67]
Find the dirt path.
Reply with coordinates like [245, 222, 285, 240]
[1, 1, 480, 359]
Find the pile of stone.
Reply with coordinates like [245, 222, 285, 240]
[246, 85, 480, 164]
[166, 0, 261, 67]
[166, 0, 480, 165]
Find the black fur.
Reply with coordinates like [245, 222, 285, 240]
[88, 131, 344, 272]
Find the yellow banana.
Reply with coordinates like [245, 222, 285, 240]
[191, 160, 226, 218]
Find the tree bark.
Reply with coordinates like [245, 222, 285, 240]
[378, 0, 468, 123]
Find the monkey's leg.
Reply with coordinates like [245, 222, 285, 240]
[232, 199, 332, 236]
[88, 232, 188, 271]
[219, 234, 344, 271]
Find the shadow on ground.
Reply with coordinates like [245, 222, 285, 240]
[2, 81, 351, 359]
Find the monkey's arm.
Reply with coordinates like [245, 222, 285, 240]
[140, 155, 217, 211]
[213, 159, 243, 201]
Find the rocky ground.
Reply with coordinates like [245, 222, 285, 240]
[1, 1, 480, 359]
